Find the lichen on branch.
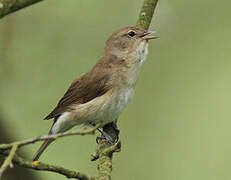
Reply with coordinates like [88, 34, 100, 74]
[0, 150, 94, 180]
[0, 126, 99, 179]
[136, 0, 159, 30]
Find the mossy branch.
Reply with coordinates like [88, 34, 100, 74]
[0, 144, 18, 179]
[92, 123, 121, 180]
[0, 128, 121, 180]
[0, 126, 99, 179]
[0, 150, 94, 180]
[136, 0, 159, 30]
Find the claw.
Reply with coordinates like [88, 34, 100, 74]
[97, 128, 114, 145]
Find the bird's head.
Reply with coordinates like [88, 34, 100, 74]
[103, 26, 157, 65]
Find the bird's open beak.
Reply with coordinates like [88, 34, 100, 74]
[140, 30, 158, 41]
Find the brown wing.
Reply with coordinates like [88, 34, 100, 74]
[44, 69, 111, 120]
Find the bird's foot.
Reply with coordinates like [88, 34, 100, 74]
[96, 128, 114, 145]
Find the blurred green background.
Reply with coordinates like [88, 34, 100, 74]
[1, 0, 231, 179]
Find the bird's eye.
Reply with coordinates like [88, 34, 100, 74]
[127, 30, 136, 37]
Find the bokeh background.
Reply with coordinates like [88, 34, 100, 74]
[0, 0, 231, 179]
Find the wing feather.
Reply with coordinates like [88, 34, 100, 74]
[44, 69, 111, 120]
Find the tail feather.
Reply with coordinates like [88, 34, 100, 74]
[32, 139, 54, 161]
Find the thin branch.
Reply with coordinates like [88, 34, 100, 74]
[136, 0, 159, 30]
[0, 0, 45, 19]
[0, 126, 99, 179]
[90, 123, 121, 180]
[0, 144, 18, 179]
[0, 151, 94, 180]
[0, 125, 100, 151]
[97, 141, 121, 180]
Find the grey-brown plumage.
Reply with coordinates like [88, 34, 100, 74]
[33, 26, 157, 161]
[44, 68, 111, 120]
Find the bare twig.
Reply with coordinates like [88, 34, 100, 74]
[0, 125, 100, 151]
[0, 0, 45, 19]
[0, 144, 18, 179]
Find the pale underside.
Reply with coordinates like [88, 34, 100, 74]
[51, 88, 134, 134]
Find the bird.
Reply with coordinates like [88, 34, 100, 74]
[32, 26, 157, 161]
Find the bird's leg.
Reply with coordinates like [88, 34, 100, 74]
[89, 123, 106, 144]
[96, 128, 114, 145]
[91, 122, 119, 145]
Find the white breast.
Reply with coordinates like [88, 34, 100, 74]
[136, 41, 148, 64]
[98, 87, 135, 124]
[114, 88, 134, 115]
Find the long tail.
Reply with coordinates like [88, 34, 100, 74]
[32, 139, 54, 161]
